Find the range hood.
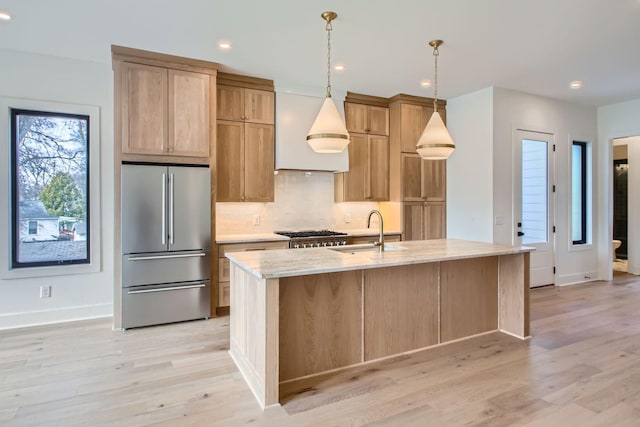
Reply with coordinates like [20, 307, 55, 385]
[275, 88, 349, 172]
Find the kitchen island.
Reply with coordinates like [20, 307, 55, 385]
[226, 239, 532, 408]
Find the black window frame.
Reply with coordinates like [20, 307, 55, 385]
[572, 140, 588, 245]
[10, 108, 91, 268]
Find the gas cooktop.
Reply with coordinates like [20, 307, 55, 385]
[274, 230, 348, 239]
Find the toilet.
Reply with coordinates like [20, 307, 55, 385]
[613, 239, 622, 261]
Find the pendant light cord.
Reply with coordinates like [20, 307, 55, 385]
[433, 44, 439, 112]
[326, 19, 333, 98]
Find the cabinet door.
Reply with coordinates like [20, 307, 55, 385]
[168, 70, 210, 158]
[244, 89, 274, 124]
[342, 133, 367, 201]
[425, 202, 446, 239]
[402, 153, 423, 201]
[400, 103, 424, 153]
[366, 135, 389, 200]
[217, 120, 244, 202]
[403, 202, 424, 241]
[217, 85, 244, 121]
[122, 63, 167, 155]
[423, 160, 446, 201]
[345, 103, 368, 133]
[368, 106, 389, 136]
[244, 123, 274, 202]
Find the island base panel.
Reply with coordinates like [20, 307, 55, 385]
[364, 263, 439, 360]
[279, 271, 362, 381]
[440, 256, 499, 342]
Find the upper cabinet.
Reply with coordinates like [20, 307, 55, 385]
[120, 62, 212, 161]
[345, 103, 389, 136]
[402, 154, 446, 202]
[216, 73, 275, 202]
[217, 85, 274, 124]
[335, 95, 390, 202]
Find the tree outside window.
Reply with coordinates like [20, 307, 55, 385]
[11, 109, 90, 267]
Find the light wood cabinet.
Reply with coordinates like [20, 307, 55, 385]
[217, 85, 274, 124]
[403, 201, 446, 241]
[389, 95, 447, 241]
[216, 76, 275, 203]
[402, 154, 446, 202]
[335, 97, 390, 202]
[345, 103, 389, 135]
[217, 121, 274, 202]
[217, 240, 288, 307]
[121, 62, 210, 159]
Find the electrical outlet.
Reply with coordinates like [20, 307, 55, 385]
[40, 285, 52, 298]
[344, 213, 352, 224]
[253, 215, 261, 226]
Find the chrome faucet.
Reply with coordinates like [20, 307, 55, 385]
[367, 210, 384, 252]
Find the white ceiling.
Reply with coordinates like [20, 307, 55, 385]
[1, 0, 640, 106]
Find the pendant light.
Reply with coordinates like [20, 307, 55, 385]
[306, 11, 350, 153]
[416, 40, 455, 160]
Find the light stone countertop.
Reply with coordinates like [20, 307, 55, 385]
[226, 239, 534, 279]
[215, 230, 402, 244]
[215, 233, 290, 244]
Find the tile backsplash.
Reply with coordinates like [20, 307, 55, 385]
[216, 170, 401, 234]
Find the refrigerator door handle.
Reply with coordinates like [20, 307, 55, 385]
[169, 173, 174, 245]
[161, 173, 167, 245]
[127, 283, 206, 294]
[127, 252, 207, 261]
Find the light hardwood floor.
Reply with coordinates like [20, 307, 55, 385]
[2, 274, 640, 426]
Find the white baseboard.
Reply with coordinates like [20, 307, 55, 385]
[0, 303, 112, 330]
[555, 271, 600, 287]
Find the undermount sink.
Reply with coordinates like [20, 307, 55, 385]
[329, 244, 406, 254]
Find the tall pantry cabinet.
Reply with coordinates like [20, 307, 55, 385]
[216, 73, 275, 202]
[389, 94, 448, 241]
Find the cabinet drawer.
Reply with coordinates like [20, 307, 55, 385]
[219, 282, 230, 307]
[219, 258, 230, 281]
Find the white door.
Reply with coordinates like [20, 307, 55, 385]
[514, 130, 555, 287]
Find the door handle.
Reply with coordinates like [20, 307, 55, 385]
[169, 173, 174, 245]
[517, 231, 525, 237]
[161, 173, 166, 245]
[127, 252, 207, 261]
[127, 283, 206, 294]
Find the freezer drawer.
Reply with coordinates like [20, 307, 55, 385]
[121, 251, 210, 287]
[122, 281, 210, 329]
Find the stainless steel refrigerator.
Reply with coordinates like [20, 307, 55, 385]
[121, 164, 211, 329]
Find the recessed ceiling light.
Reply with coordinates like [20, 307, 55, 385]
[570, 80, 582, 89]
[217, 41, 232, 50]
[420, 79, 432, 88]
[0, 11, 12, 21]
[334, 64, 345, 71]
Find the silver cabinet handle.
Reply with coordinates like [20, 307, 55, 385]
[127, 252, 207, 261]
[169, 173, 174, 245]
[128, 283, 206, 294]
[161, 173, 166, 245]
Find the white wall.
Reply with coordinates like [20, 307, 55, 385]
[0, 49, 114, 329]
[597, 99, 640, 279]
[446, 87, 494, 242]
[493, 87, 598, 285]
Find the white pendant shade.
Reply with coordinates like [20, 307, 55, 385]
[306, 97, 350, 153]
[416, 111, 455, 159]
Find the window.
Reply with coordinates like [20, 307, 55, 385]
[571, 141, 589, 245]
[11, 109, 90, 268]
